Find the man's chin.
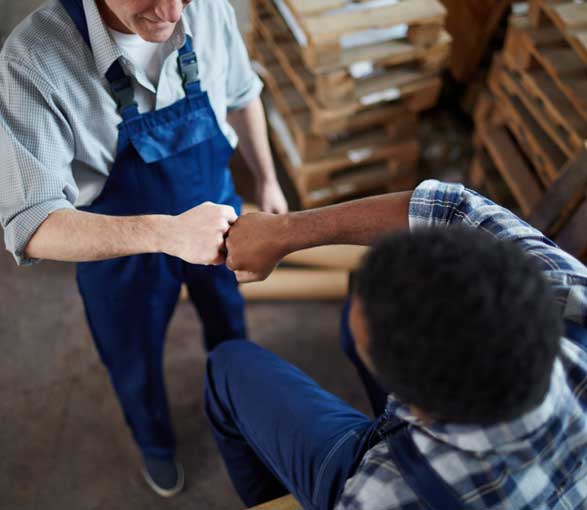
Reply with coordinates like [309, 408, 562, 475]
[137, 23, 176, 43]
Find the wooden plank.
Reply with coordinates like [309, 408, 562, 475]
[284, 245, 367, 270]
[282, 0, 345, 16]
[478, 122, 544, 216]
[241, 268, 349, 300]
[289, 0, 446, 45]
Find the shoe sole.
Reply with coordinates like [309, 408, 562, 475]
[141, 460, 185, 498]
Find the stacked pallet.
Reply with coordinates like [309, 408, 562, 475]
[249, 0, 451, 208]
[470, 1, 587, 261]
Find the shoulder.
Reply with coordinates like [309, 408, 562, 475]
[1, 1, 88, 89]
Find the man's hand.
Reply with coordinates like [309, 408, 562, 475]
[226, 212, 288, 282]
[164, 202, 237, 265]
[256, 179, 289, 214]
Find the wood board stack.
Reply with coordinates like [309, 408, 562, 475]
[470, 1, 587, 261]
[249, 0, 451, 208]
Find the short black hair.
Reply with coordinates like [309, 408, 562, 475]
[356, 227, 562, 425]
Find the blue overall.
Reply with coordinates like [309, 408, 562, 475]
[206, 313, 587, 509]
[60, 0, 246, 459]
[205, 340, 463, 510]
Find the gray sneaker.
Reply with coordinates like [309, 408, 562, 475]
[141, 456, 185, 497]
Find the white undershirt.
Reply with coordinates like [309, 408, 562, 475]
[108, 29, 169, 110]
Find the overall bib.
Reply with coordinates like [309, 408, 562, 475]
[61, 0, 246, 459]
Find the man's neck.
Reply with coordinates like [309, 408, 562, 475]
[96, 0, 133, 34]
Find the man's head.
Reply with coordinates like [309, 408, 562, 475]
[351, 227, 562, 425]
[97, 0, 192, 42]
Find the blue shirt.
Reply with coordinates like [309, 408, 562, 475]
[0, 0, 262, 265]
[337, 180, 587, 510]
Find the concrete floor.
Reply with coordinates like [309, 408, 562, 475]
[0, 246, 371, 510]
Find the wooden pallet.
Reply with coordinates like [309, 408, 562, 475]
[530, 0, 587, 65]
[267, 0, 447, 71]
[269, 109, 420, 208]
[503, 16, 587, 123]
[487, 56, 568, 185]
[254, 0, 451, 74]
[471, 90, 545, 216]
[254, 0, 449, 109]
[254, 41, 419, 163]
[253, 8, 442, 136]
[252, 42, 427, 141]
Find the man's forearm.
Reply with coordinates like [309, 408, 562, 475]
[226, 191, 413, 281]
[24, 209, 170, 262]
[24, 201, 238, 265]
[280, 191, 413, 254]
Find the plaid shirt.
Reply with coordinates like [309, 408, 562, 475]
[336, 180, 587, 510]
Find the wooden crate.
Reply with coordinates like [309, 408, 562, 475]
[253, 6, 442, 136]
[265, 0, 447, 71]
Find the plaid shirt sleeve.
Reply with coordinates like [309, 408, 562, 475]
[409, 180, 587, 328]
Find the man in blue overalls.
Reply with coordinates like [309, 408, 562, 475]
[211, 182, 587, 509]
[0, 0, 286, 497]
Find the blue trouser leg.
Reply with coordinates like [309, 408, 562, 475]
[205, 341, 374, 510]
[77, 254, 182, 458]
[340, 300, 388, 417]
[184, 263, 247, 351]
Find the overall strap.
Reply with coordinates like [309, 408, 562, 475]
[59, 0, 139, 120]
[383, 423, 464, 510]
[564, 319, 587, 350]
[59, 0, 91, 49]
[177, 35, 201, 96]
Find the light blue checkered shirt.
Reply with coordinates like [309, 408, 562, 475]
[0, 0, 262, 265]
[336, 180, 587, 510]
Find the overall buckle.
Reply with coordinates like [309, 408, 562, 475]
[178, 52, 199, 85]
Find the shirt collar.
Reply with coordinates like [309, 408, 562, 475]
[82, 0, 193, 78]
[386, 358, 568, 453]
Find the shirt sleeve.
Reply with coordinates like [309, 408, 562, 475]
[409, 180, 587, 327]
[0, 56, 78, 266]
[221, 0, 263, 111]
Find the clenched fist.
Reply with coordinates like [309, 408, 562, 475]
[226, 212, 288, 282]
[164, 202, 237, 265]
